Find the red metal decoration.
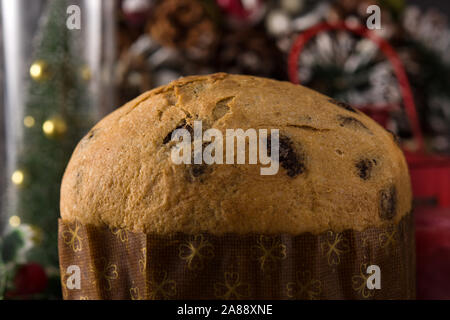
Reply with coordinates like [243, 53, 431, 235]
[289, 22, 450, 208]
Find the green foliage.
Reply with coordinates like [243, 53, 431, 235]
[1, 230, 25, 263]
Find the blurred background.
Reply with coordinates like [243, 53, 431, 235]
[0, 0, 449, 299]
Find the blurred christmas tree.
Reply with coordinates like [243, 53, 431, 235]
[0, 0, 93, 299]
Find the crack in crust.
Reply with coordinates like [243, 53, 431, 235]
[287, 124, 331, 132]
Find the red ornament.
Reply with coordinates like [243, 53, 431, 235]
[9, 262, 48, 297]
[122, 0, 152, 26]
[288, 21, 425, 153]
[216, 0, 265, 25]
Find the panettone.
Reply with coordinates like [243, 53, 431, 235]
[60, 73, 412, 234]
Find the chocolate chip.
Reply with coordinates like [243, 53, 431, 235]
[355, 158, 377, 180]
[188, 142, 211, 180]
[186, 162, 211, 182]
[87, 129, 96, 139]
[163, 120, 193, 144]
[80, 129, 98, 148]
[337, 115, 371, 134]
[329, 99, 357, 113]
[190, 164, 207, 177]
[268, 135, 306, 177]
[379, 185, 397, 220]
[75, 171, 83, 195]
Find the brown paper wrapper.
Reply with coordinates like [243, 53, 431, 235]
[58, 213, 415, 300]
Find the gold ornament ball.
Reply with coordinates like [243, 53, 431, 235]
[11, 169, 25, 185]
[9, 215, 21, 228]
[24, 115, 36, 128]
[30, 60, 48, 80]
[43, 117, 67, 138]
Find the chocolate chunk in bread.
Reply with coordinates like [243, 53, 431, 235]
[268, 134, 306, 177]
[163, 120, 193, 144]
[379, 185, 397, 220]
[355, 158, 377, 180]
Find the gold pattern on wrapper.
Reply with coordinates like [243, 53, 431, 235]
[147, 270, 177, 299]
[252, 235, 287, 272]
[61, 220, 83, 252]
[379, 228, 398, 255]
[60, 269, 70, 298]
[130, 284, 142, 300]
[111, 227, 129, 243]
[139, 248, 147, 275]
[89, 257, 119, 291]
[178, 234, 214, 271]
[58, 213, 415, 300]
[352, 262, 375, 299]
[214, 272, 250, 300]
[321, 231, 350, 266]
[286, 270, 322, 300]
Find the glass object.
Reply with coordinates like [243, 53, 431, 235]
[0, 0, 116, 299]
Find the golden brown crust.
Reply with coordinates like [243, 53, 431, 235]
[60, 73, 412, 234]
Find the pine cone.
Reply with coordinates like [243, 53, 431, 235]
[148, 0, 218, 59]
